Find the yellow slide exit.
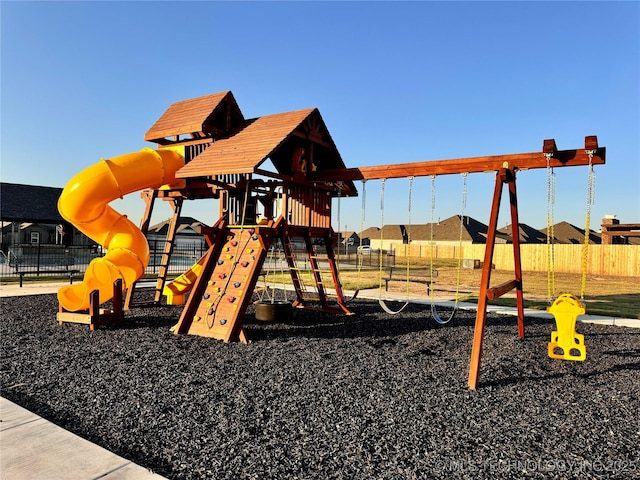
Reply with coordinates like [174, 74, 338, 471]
[162, 253, 208, 305]
[57, 148, 184, 311]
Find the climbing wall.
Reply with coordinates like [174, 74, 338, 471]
[174, 226, 274, 341]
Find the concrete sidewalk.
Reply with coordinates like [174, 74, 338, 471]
[0, 397, 167, 480]
[0, 281, 71, 298]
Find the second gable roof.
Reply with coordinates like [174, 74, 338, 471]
[145, 91, 243, 144]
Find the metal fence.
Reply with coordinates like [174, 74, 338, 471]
[0, 239, 398, 282]
[0, 242, 209, 281]
[146, 241, 208, 275]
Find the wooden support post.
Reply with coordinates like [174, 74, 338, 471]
[508, 173, 526, 338]
[125, 190, 157, 310]
[324, 229, 354, 315]
[58, 279, 124, 330]
[468, 167, 525, 390]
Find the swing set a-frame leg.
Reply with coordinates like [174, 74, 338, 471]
[468, 167, 525, 390]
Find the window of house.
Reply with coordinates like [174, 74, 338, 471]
[30, 232, 40, 244]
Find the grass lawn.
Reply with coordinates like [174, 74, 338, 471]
[330, 257, 640, 319]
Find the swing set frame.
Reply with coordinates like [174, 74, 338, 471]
[317, 135, 605, 389]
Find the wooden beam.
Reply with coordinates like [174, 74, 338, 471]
[315, 141, 605, 182]
[486, 279, 519, 301]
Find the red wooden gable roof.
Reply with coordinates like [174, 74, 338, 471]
[176, 108, 316, 177]
[145, 91, 242, 143]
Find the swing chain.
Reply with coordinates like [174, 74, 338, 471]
[580, 150, 597, 302]
[455, 173, 469, 306]
[378, 179, 386, 295]
[406, 177, 414, 296]
[429, 175, 437, 282]
[357, 180, 367, 286]
[545, 153, 556, 303]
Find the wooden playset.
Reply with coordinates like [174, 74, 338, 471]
[56, 90, 606, 389]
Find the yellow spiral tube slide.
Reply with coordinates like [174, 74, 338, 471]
[57, 147, 185, 311]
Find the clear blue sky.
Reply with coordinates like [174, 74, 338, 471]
[2, 1, 638, 233]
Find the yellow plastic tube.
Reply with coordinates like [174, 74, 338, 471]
[57, 147, 184, 311]
[162, 253, 208, 305]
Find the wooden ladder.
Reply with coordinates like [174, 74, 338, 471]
[284, 226, 352, 315]
[281, 229, 314, 303]
[125, 191, 183, 309]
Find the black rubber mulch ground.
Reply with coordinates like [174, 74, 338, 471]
[1, 292, 639, 480]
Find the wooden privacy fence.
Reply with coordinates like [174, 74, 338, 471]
[385, 243, 639, 277]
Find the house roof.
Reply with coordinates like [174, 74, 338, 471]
[145, 91, 244, 144]
[359, 226, 380, 240]
[411, 216, 490, 243]
[541, 221, 600, 244]
[358, 216, 490, 243]
[147, 216, 206, 236]
[0, 183, 65, 224]
[499, 223, 548, 244]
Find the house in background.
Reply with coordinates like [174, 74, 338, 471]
[360, 215, 495, 251]
[146, 216, 207, 252]
[0, 182, 94, 249]
[541, 221, 600, 245]
[600, 215, 640, 245]
[498, 223, 548, 244]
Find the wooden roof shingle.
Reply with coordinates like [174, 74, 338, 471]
[145, 91, 243, 143]
[177, 108, 315, 177]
